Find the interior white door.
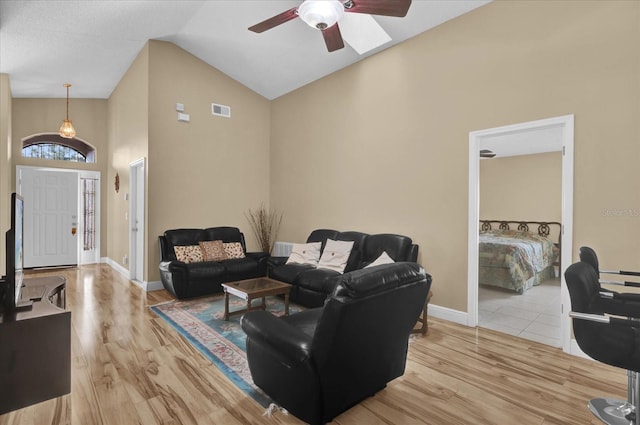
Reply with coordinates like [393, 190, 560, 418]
[19, 168, 79, 267]
[129, 158, 145, 282]
[135, 166, 144, 280]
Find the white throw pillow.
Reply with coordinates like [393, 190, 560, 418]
[317, 239, 354, 274]
[286, 242, 322, 266]
[365, 251, 395, 268]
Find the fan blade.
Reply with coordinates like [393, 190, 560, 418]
[322, 23, 345, 52]
[345, 0, 412, 17]
[340, 13, 391, 54]
[248, 7, 299, 33]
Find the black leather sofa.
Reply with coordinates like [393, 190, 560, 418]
[241, 262, 432, 425]
[269, 229, 419, 307]
[158, 227, 268, 299]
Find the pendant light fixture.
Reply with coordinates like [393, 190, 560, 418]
[59, 83, 76, 139]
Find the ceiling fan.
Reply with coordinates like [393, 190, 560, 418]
[480, 149, 497, 158]
[248, 0, 412, 52]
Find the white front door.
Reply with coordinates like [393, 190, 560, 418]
[19, 168, 79, 268]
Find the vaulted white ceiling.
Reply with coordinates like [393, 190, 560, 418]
[0, 0, 489, 100]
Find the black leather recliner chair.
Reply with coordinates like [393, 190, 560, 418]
[241, 262, 432, 425]
[565, 261, 640, 425]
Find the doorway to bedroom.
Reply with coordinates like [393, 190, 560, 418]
[477, 151, 562, 347]
[467, 115, 574, 353]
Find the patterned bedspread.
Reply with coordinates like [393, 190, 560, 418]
[479, 230, 558, 293]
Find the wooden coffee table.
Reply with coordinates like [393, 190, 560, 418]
[221, 277, 292, 321]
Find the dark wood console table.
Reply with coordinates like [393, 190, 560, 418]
[0, 276, 70, 415]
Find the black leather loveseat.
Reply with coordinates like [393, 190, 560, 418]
[268, 229, 419, 307]
[242, 262, 432, 425]
[158, 226, 268, 299]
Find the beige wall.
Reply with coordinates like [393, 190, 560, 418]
[3, 1, 638, 312]
[480, 152, 562, 235]
[0, 74, 12, 275]
[107, 43, 149, 275]
[10, 98, 109, 257]
[145, 41, 271, 282]
[4, 39, 271, 284]
[271, 0, 640, 311]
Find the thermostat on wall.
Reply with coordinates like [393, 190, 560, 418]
[212, 103, 231, 118]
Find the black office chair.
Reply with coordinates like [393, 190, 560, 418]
[579, 246, 640, 319]
[566, 261, 640, 425]
[579, 246, 640, 287]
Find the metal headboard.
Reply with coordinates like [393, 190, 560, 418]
[480, 220, 561, 238]
[480, 220, 562, 265]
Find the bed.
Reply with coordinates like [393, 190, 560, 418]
[479, 220, 560, 294]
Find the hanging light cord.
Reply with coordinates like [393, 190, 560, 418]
[65, 83, 71, 120]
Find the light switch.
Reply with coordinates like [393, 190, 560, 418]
[176, 103, 185, 112]
[178, 112, 190, 122]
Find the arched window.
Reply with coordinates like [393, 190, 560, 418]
[22, 134, 96, 163]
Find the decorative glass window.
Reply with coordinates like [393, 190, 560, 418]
[82, 178, 97, 251]
[22, 134, 96, 163]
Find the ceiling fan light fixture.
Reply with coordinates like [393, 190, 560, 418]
[298, 0, 344, 30]
[480, 149, 496, 158]
[59, 83, 76, 139]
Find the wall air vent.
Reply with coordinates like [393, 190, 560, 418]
[212, 103, 231, 118]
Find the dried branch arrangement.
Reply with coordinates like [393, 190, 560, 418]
[245, 203, 283, 253]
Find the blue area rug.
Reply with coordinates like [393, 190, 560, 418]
[150, 294, 304, 407]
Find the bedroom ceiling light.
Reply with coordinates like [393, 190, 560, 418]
[298, 0, 344, 30]
[58, 83, 76, 139]
[480, 149, 496, 158]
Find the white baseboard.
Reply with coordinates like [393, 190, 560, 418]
[101, 257, 162, 292]
[428, 303, 468, 326]
[146, 280, 164, 292]
[130, 279, 146, 290]
[104, 257, 129, 277]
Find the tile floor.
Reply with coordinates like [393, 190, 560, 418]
[478, 277, 562, 347]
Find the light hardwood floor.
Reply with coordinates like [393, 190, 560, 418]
[0, 264, 624, 425]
